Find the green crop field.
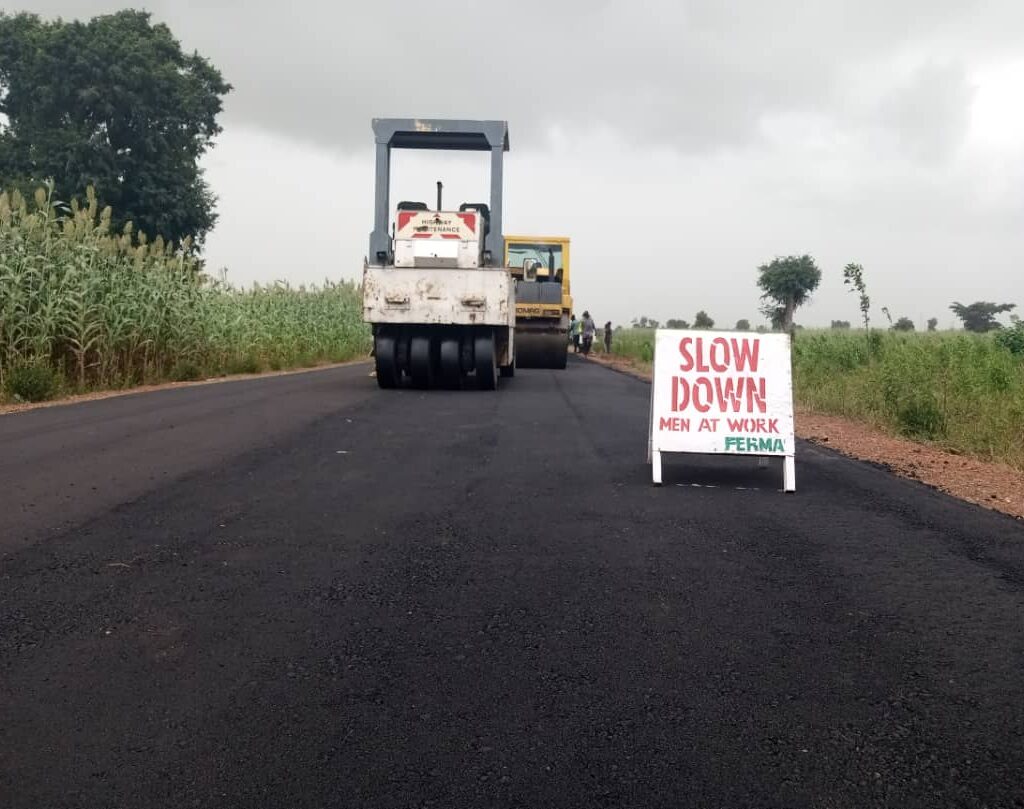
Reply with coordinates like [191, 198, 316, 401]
[604, 326, 1024, 469]
[1, 186, 370, 403]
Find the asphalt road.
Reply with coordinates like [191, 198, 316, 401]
[2, 359, 1022, 808]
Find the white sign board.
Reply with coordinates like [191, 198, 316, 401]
[647, 330, 796, 490]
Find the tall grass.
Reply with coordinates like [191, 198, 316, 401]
[793, 330, 1024, 467]
[0, 184, 370, 400]
[604, 327, 1024, 468]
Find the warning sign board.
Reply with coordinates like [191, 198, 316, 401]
[396, 211, 478, 240]
[647, 330, 795, 490]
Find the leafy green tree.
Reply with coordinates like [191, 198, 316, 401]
[0, 10, 231, 249]
[842, 263, 871, 329]
[927, 317, 938, 332]
[831, 320, 851, 329]
[893, 317, 915, 332]
[950, 301, 1017, 333]
[664, 319, 690, 329]
[757, 255, 821, 333]
[735, 319, 750, 331]
[693, 311, 714, 329]
[631, 316, 660, 329]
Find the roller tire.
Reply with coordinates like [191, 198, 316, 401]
[474, 334, 497, 391]
[374, 334, 400, 389]
[409, 335, 435, 389]
[439, 337, 462, 389]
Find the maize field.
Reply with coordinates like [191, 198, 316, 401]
[0, 185, 370, 401]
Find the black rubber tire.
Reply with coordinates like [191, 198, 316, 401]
[374, 334, 400, 389]
[439, 337, 462, 389]
[474, 334, 497, 390]
[410, 335, 435, 389]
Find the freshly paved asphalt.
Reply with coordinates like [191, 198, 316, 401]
[1, 359, 1022, 808]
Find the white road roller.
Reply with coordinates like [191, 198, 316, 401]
[361, 119, 516, 390]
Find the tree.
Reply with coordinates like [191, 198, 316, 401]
[631, 316, 660, 329]
[735, 319, 750, 331]
[831, 320, 851, 329]
[693, 311, 714, 329]
[0, 10, 231, 249]
[842, 263, 871, 329]
[949, 301, 1017, 333]
[881, 307, 893, 327]
[893, 317, 915, 332]
[664, 319, 690, 329]
[757, 255, 821, 333]
[927, 317, 938, 332]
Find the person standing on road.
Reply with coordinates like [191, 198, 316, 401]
[570, 313, 581, 353]
[581, 311, 596, 356]
[604, 321, 612, 353]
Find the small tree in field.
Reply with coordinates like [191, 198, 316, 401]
[665, 318, 690, 329]
[693, 311, 714, 329]
[757, 255, 821, 333]
[927, 317, 938, 332]
[950, 301, 1017, 333]
[735, 319, 750, 331]
[831, 320, 851, 329]
[842, 263, 871, 329]
[893, 317, 915, 332]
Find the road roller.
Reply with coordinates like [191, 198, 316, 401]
[361, 119, 517, 390]
[506, 236, 572, 369]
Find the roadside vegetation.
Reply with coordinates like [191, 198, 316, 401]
[606, 254, 1023, 469]
[0, 185, 370, 403]
[602, 326, 1024, 470]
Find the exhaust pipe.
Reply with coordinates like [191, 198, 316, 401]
[436, 181, 443, 211]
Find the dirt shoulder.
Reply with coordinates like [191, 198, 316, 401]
[0, 358, 372, 417]
[587, 353, 1023, 521]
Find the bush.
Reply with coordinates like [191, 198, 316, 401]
[5, 363, 59, 402]
[225, 356, 261, 376]
[994, 321, 1024, 357]
[895, 395, 945, 439]
[170, 361, 203, 382]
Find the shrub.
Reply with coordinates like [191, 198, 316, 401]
[5, 363, 59, 402]
[170, 361, 203, 382]
[994, 321, 1024, 357]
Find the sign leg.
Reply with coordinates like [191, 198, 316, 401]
[652, 450, 663, 486]
[783, 455, 796, 492]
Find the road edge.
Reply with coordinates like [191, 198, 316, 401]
[0, 358, 373, 417]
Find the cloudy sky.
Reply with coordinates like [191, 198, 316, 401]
[18, 0, 1024, 328]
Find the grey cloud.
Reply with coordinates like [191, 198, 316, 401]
[18, 0, 1017, 156]
[873, 62, 975, 162]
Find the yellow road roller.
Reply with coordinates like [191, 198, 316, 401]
[505, 236, 572, 369]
